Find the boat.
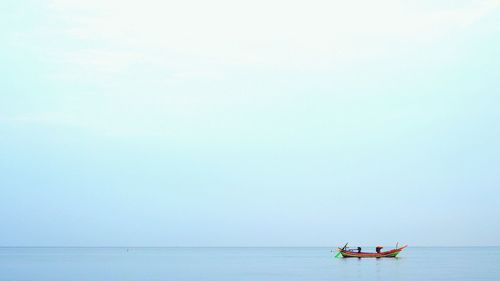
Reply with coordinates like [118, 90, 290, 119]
[335, 244, 408, 258]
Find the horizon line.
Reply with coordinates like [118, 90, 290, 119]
[1, 245, 499, 248]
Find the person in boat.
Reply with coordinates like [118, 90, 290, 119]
[357, 247, 361, 253]
[376, 246, 383, 253]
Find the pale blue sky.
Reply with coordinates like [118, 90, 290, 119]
[1, 0, 499, 246]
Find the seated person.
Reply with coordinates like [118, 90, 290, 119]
[375, 246, 383, 253]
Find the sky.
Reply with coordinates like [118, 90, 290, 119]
[1, 0, 499, 247]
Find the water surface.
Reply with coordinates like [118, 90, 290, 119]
[1, 247, 499, 281]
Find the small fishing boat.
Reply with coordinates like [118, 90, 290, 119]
[335, 243, 408, 258]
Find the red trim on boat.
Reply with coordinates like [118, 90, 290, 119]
[338, 245, 408, 258]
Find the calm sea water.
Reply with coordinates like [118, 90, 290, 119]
[1, 247, 499, 281]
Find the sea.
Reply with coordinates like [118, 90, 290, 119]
[1, 247, 499, 281]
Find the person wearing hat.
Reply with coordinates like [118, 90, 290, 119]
[375, 246, 383, 253]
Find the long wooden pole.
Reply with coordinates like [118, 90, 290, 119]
[335, 242, 348, 258]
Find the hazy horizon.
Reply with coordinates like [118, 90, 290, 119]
[1, 245, 500, 248]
